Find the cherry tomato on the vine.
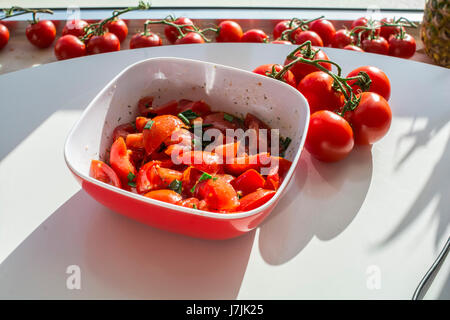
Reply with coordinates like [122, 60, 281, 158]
[253, 64, 296, 88]
[379, 18, 404, 40]
[305, 110, 354, 162]
[284, 47, 332, 83]
[293, 30, 323, 46]
[26, 20, 56, 48]
[297, 71, 345, 114]
[105, 18, 128, 43]
[129, 32, 162, 49]
[54, 35, 87, 60]
[175, 32, 205, 44]
[86, 32, 120, 54]
[273, 20, 293, 40]
[346, 66, 391, 101]
[361, 37, 389, 55]
[216, 20, 243, 42]
[388, 33, 416, 59]
[62, 19, 89, 37]
[331, 29, 354, 48]
[343, 44, 364, 52]
[344, 92, 392, 145]
[0, 24, 9, 50]
[241, 29, 269, 43]
[164, 17, 194, 44]
[308, 19, 336, 46]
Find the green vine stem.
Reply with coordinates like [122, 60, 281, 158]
[279, 15, 324, 41]
[270, 41, 372, 116]
[380, 17, 417, 39]
[1, 6, 53, 24]
[145, 18, 212, 42]
[80, 1, 150, 41]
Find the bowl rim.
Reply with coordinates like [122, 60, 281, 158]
[64, 56, 310, 220]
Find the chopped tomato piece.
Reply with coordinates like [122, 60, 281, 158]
[175, 151, 221, 174]
[90, 160, 122, 188]
[136, 160, 180, 194]
[178, 100, 212, 117]
[202, 112, 244, 134]
[244, 113, 271, 149]
[177, 197, 200, 209]
[164, 144, 191, 158]
[110, 137, 137, 184]
[135, 116, 149, 132]
[137, 96, 154, 116]
[112, 123, 135, 142]
[181, 166, 204, 195]
[164, 128, 193, 146]
[231, 169, 266, 195]
[149, 100, 179, 116]
[143, 115, 184, 155]
[264, 172, 280, 190]
[213, 140, 241, 161]
[144, 189, 182, 204]
[194, 178, 239, 211]
[238, 189, 276, 211]
[225, 152, 271, 176]
[126, 133, 144, 149]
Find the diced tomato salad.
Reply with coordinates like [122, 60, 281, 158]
[90, 97, 292, 213]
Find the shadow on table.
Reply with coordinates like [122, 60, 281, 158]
[0, 190, 255, 299]
[258, 146, 373, 265]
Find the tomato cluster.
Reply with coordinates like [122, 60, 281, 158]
[253, 42, 392, 162]
[90, 98, 293, 213]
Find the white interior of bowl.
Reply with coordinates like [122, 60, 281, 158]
[64, 57, 310, 219]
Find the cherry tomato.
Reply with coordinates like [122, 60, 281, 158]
[345, 92, 392, 145]
[283, 47, 332, 83]
[194, 178, 239, 211]
[308, 19, 336, 46]
[388, 34, 416, 59]
[351, 17, 379, 39]
[343, 44, 364, 52]
[0, 24, 10, 50]
[271, 40, 292, 44]
[86, 32, 120, 54]
[361, 37, 389, 55]
[305, 110, 354, 162]
[297, 71, 345, 114]
[331, 29, 354, 48]
[238, 189, 276, 211]
[346, 66, 391, 101]
[231, 169, 266, 196]
[164, 17, 194, 44]
[143, 115, 184, 155]
[351, 17, 368, 35]
[54, 35, 87, 60]
[105, 18, 128, 43]
[110, 137, 137, 184]
[252, 64, 296, 88]
[175, 32, 205, 44]
[293, 30, 324, 46]
[129, 32, 162, 49]
[241, 29, 269, 43]
[90, 160, 122, 188]
[62, 19, 89, 37]
[273, 20, 293, 40]
[144, 189, 183, 204]
[216, 20, 243, 42]
[380, 18, 404, 40]
[26, 20, 56, 48]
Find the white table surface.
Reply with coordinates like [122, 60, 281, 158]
[0, 43, 449, 299]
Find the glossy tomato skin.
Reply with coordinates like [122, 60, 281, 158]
[273, 20, 292, 40]
[216, 20, 243, 42]
[380, 18, 404, 40]
[90, 160, 122, 188]
[346, 66, 391, 101]
[86, 32, 120, 54]
[129, 32, 162, 49]
[361, 37, 389, 55]
[345, 92, 392, 145]
[305, 110, 354, 162]
[0, 24, 10, 50]
[284, 47, 332, 83]
[238, 189, 276, 211]
[144, 189, 183, 204]
[293, 30, 324, 46]
[105, 18, 128, 43]
[54, 35, 87, 60]
[253, 64, 296, 88]
[110, 137, 137, 184]
[62, 19, 89, 37]
[343, 44, 364, 52]
[164, 17, 194, 43]
[297, 71, 345, 114]
[241, 29, 269, 43]
[271, 40, 292, 44]
[308, 19, 336, 46]
[26, 20, 56, 48]
[351, 17, 380, 39]
[175, 32, 205, 44]
[195, 178, 239, 211]
[143, 115, 184, 155]
[388, 34, 416, 59]
[331, 29, 354, 48]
